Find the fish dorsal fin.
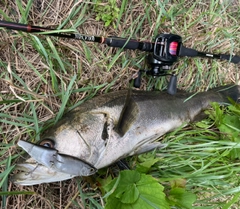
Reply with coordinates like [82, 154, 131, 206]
[116, 89, 139, 137]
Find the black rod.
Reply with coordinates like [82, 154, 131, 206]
[0, 20, 103, 42]
[179, 45, 240, 64]
[0, 20, 154, 51]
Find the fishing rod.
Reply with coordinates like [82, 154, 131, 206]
[0, 20, 153, 51]
[1, 20, 240, 94]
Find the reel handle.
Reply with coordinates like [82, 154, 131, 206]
[133, 71, 142, 88]
[167, 74, 177, 95]
[133, 70, 178, 95]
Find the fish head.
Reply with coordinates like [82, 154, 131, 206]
[12, 139, 97, 185]
[12, 114, 104, 185]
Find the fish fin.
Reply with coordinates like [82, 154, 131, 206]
[116, 159, 130, 170]
[192, 111, 207, 122]
[134, 142, 167, 155]
[215, 85, 240, 104]
[116, 89, 139, 137]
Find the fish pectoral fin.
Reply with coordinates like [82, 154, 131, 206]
[192, 111, 207, 122]
[115, 90, 139, 137]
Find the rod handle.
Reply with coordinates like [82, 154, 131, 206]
[220, 54, 240, 64]
[105, 37, 153, 51]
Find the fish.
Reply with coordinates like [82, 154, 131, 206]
[12, 85, 240, 185]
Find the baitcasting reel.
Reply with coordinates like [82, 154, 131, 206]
[133, 33, 240, 94]
[133, 34, 182, 95]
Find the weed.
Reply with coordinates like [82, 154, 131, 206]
[94, 0, 120, 28]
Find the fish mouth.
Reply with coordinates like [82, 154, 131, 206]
[12, 160, 74, 185]
[12, 140, 97, 185]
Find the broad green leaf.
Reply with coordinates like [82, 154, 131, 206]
[168, 188, 196, 209]
[228, 104, 240, 115]
[113, 171, 141, 198]
[136, 157, 159, 173]
[170, 178, 187, 188]
[136, 151, 159, 173]
[104, 170, 170, 209]
[210, 103, 240, 159]
[220, 115, 240, 137]
[120, 184, 139, 203]
[105, 197, 131, 209]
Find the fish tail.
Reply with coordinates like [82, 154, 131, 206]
[214, 85, 240, 104]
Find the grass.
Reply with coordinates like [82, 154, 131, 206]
[0, 0, 240, 208]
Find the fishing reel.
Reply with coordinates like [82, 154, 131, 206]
[134, 34, 182, 95]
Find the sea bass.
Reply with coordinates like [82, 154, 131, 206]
[12, 85, 240, 185]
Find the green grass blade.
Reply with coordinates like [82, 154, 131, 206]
[54, 74, 77, 122]
[46, 37, 67, 74]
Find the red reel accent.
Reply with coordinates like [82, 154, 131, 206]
[169, 41, 178, 56]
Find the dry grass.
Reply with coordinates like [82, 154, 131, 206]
[1, 0, 240, 208]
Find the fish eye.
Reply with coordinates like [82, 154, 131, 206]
[39, 139, 55, 148]
[90, 168, 95, 173]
